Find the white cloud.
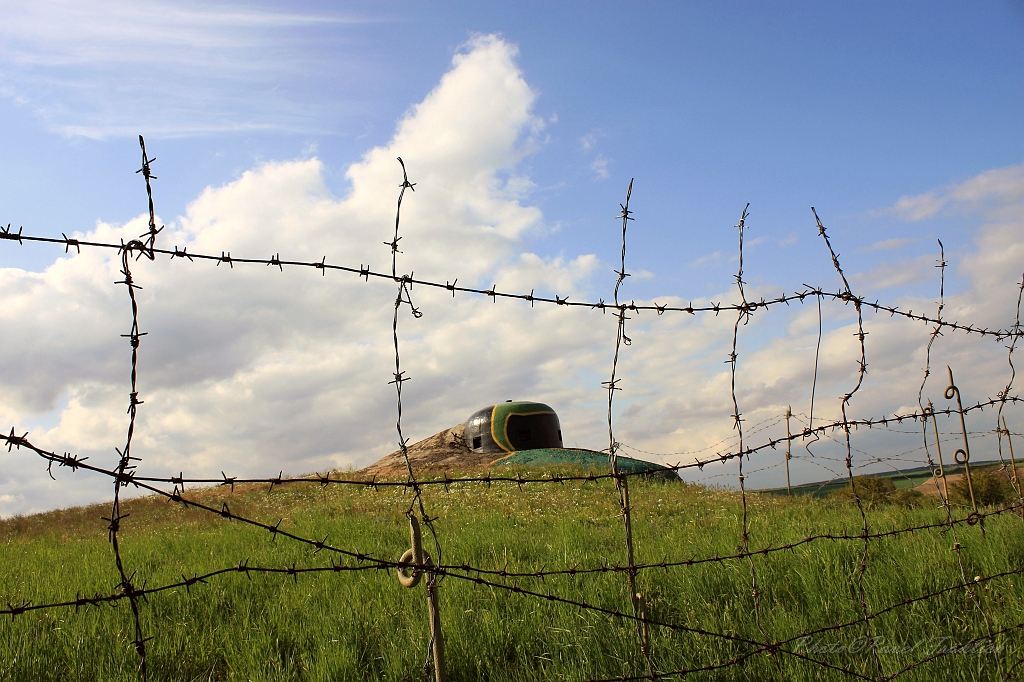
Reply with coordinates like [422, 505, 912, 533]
[891, 163, 1024, 222]
[0, 35, 581, 514]
[691, 251, 726, 267]
[2, 36, 1023, 517]
[864, 237, 916, 251]
[590, 155, 610, 180]
[579, 131, 603, 152]
[851, 253, 934, 289]
[610, 160, 1024, 487]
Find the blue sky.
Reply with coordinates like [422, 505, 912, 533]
[1, 1, 1023, 514]
[3, 1, 1021, 290]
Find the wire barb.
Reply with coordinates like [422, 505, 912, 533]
[2, 150, 1024, 682]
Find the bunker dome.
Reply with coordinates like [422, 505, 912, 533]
[464, 401, 563, 454]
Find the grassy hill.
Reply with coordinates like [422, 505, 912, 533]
[1, 469, 1022, 681]
[761, 459, 1014, 498]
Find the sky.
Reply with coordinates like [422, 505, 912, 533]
[0, 1, 1022, 515]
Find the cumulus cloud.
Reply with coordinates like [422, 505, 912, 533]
[2, 36, 1023, 516]
[0, 35, 586, 514]
[891, 163, 1024, 222]
[609, 160, 1024, 488]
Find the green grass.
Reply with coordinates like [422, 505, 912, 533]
[1, 471, 1023, 681]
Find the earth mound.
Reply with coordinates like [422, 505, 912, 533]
[358, 424, 496, 478]
[358, 424, 674, 480]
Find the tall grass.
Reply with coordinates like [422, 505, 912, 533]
[1, 473, 1021, 681]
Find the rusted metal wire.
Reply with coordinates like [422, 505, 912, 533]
[727, 204, 768, 645]
[135, 136, 163, 259]
[97, 136, 163, 679]
[997, 272, 1024, 499]
[4, 151, 1024, 681]
[601, 179, 653, 675]
[2, 228, 1021, 340]
[946, 368, 980, 518]
[813, 207, 883, 680]
[6, 396, 1022, 495]
[913, 240, 1000, 673]
[9, 420, 1024, 585]
[385, 158, 446, 681]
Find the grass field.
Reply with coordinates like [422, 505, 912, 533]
[1, 471, 1023, 681]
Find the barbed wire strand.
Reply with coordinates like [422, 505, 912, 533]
[9, 420, 1024, 583]
[916, 240, 945, 423]
[385, 158, 446, 681]
[6, 483, 1021, 618]
[913, 244, 1001, 672]
[996, 271, 1024, 503]
[944, 369, 1002, 672]
[5, 380, 1024, 679]
[915, 240, 958, 508]
[135, 135, 163, 259]
[803, 290, 824, 458]
[602, 179, 654, 676]
[1001, 416, 1024, 521]
[728, 203, 768, 645]
[3, 227, 1023, 341]
[19, 448, 1024, 682]
[104, 135, 164, 680]
[3, 149, 1024, 680]
[9, 396, 1023, 497]
[618, 412, 783, 459]
[813, 207, 884, 680]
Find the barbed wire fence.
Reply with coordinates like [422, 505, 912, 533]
[2, 138, 1024, 680]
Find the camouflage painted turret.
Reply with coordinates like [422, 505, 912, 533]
[464, 401, 563, 454]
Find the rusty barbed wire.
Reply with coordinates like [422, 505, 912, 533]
[4, 154, 1024, 681]
[3, 387, 1022, 679]
[97, 136, 165, 679]
[784, 414, 1020, 483]
[104, 243, 150, 680]
[618, 413, 785, 459]
[7, 490, 1023, 624]
[8, 418, 1024, 586]
[2, 466, 982, 681]
[941, 369, 1003, 670]
[813, 207, 884, 679]
[917, 240, 946, 420]
[727, 203, 768, 644]
[913, 246, 1001, 664]
[10, 494, 1023, 682]
[135, 136, 163, 259]
[386, 157, 446, 681]
[0, 560, 390, 617]
[800, 289, 826, 463]
[997, 271, 1024, 496]
[6, 395, 1023, 497]
[2, 227, 1022, 341]
[601, 179, 653, 674]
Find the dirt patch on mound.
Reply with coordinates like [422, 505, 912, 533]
[358, 424, 503, 478]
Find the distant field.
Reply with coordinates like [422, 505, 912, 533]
[761, 460, 1012, 498]
[1, 472, 1022, 681]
